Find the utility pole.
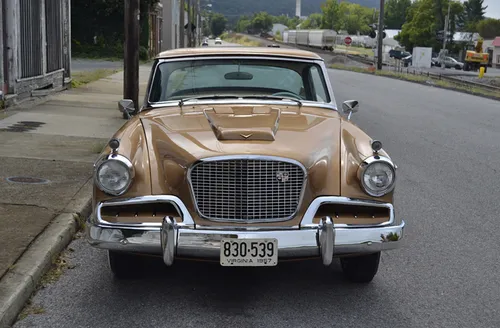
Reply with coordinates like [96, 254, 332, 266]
[376, 0, 385, 70]
[124, 0, 140, 112]
[440, 2, 451, 69]
[187, 0, 192, 47]
[179, 0, 185, 48]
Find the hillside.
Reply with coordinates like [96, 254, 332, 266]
[211, 0, 380, 18]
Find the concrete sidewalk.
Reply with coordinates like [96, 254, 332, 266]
[0, 65, 152, 327]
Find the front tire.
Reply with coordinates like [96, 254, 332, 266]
[340, 252, 381, 283]
[108, 251, 143, 279]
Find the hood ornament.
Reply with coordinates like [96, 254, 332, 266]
[240, 133, 253, 139]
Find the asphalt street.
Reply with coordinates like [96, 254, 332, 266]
[13, 50, 500, 328]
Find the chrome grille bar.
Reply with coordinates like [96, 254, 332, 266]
[189, 157, 306, 222]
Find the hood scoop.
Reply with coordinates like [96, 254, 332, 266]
[204, 106, 281, 141]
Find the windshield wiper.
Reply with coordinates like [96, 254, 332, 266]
[240, 95, 303, 107]
[178, 95, 239, 107]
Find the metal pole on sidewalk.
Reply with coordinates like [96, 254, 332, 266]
[187, 0, 192, 47]
[376, 0, 385, 70]
[124, 0, 140, 111]
[179, 0, 185, 48]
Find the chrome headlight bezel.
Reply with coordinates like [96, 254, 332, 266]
[94, 154, 135, 196]
[357, 156, 396, 197]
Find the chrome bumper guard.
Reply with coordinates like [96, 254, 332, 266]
[87, 196, 405, 266]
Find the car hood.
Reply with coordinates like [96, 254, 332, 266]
[139, 104, 343, 197]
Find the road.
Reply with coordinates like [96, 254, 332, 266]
[14, 49, 500, 328]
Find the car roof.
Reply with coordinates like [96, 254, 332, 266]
[156, 47, 323, 60]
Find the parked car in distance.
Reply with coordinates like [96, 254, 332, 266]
[389, 49, 411, 60]
[267, 43, 280, 48]
[202, 40, 209, 47]
[89, 47, 405, 283]
[215, 37, 222, 45]
[435, 56, 464, 70]
[402, 55, 412, 67]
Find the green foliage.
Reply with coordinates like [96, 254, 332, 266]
[210, 13, 228, 36]
[301, 13, 323, 29]
[396, 0, 464, 52]
[209, 0, 378, 18]
[463, 0, 487, 25]
[71, 0, 159, 58]
[252, 12, 274, 33]
[236, 12, 285, 34]
[320, 0, 341, 31]
[384, 0, 412, 29]
[319, 0, 376, 34]
[337, 2, 377, 35]
[476, 18, 500, 39]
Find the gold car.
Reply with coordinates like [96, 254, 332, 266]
[87, 47, 405, 282]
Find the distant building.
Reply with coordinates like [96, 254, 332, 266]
[1, 0, 72, 105]
[491, 37, 500, 68]
[161, 0, 203, 51]
[271, 24, 288, 36]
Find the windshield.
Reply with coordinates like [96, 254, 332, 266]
[148, 58, 331, 104]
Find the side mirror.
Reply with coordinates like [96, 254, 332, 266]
[118, 99, 135, 120]
[341, 100, 359, 120]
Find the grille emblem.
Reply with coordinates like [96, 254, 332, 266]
[240, 133, 253, 139]
[276, 171, 290, 183]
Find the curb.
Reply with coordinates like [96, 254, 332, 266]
[0, 180, 93, 328]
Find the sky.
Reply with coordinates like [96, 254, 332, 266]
[483, 0, 500, 19]
[463, 0, 500, 19]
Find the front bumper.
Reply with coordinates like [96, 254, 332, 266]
[87, 196, 405, 266]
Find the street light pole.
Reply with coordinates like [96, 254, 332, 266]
[376, 0, 385, 70]
[124, 0, 140, 111]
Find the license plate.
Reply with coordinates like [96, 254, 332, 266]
[220, 238, 278, 267]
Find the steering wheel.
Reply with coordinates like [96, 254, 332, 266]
[271, 91, 304, 100]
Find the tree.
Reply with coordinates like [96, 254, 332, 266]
[320, 0, 341, 31]
[460, 0, 487, 31]
[301, 13, 323, 29]
[384, 0, 412, 29]
[252, 12, 273, 33]
[476, 18, 500, 39]
[235, 16, 252, 33]
[210, 13, 228, 36]
[337, 2, 376, 35]
[396, 0, 463, 52]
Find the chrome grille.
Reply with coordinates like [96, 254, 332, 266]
[189, 158, 306, 222]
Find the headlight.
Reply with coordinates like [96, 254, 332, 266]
[358, 157, 396, 197]
[95, 155, 134, 196]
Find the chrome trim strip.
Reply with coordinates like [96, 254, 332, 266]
[186, 155, 308, 223]
[92, 195, 394, 229]
[147, 99, 338, 111]
[155, 56, 325, 64]
[301, 196, 395, 228]
[94, 195, 195, 227]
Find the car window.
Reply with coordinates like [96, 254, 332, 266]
[309, 66, 328, 102]
[149, 59, 331, 103]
